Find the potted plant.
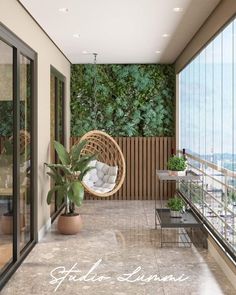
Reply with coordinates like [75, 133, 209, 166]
[167, 155, 187, 176]
[45, 140, 96, 235]
[167, 196, 184, 218]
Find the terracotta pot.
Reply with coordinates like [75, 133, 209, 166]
[1, 213, 25, 235]
[57, 213, 82, 235]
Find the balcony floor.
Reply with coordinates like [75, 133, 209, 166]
[2, 200, 235, 294]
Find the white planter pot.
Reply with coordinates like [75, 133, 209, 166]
[168, 170, 186, 177]
[170, 210, 182, 218]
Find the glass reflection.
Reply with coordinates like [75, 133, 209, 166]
[19, 54, 32, 250]
[0, 40, 13, 270]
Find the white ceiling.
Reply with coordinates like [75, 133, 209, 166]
[19, 0, 220, 64]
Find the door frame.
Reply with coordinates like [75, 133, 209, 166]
[50, 66, 66, 222]
[0, 22, 38, 290]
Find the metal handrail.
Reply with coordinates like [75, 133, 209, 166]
[181, 181, 235, 215]
[178, 150, 236, 179]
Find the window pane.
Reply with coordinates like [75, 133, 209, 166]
[185, 64, 190, 153]
[199, 50, 206, 161]
[179, 19, 236, 256]
[213, 35, 222, 167]
[0, 40, 13, 270]
[194, 55, 200, 157]
[180, 71, 186, 150]
[222, 24, 233, 171]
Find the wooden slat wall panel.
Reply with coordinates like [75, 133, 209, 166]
[139, 137, 143, 200]
[130, 138, 135, 199]
[135, 137, 139, 199]
[70, 136, 175, 200]
[146, 137, 152, 200]
[163, 137, 168, 200]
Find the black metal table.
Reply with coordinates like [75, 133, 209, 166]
[156, 208, 201, 247]
[156, 170, 203, 247]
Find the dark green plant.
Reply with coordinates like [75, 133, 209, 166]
[167, 155, 187, 171]
[0, 101, 28, 136]
[167, 197, 184, 212]
[71, 64, 175, 137]
[0, 138, 30, 167]
[45, 140, 96, 215]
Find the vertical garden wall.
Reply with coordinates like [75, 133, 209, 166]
[71, 64, 175, 137]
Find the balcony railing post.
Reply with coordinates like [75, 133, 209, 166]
[224, 174, 228, 241]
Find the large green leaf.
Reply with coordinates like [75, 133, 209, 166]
[56, 186, 67, 207]
[54, 141, 70, 165]
[74, 154, 97, 172]
[45, 163, 71, 176]
[79, 166, 94, 181]
[47, 185, 65, 205]
[70, 140, 87, 165]
[46, 172, 63, 184]
[71, 181, 84, 207]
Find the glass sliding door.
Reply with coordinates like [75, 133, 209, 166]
[0, 39, 13, 272]
[50, 68, 65, 218]
[0, 24, 37, 291]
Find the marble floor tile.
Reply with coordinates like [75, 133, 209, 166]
[1, 200, 235, 295]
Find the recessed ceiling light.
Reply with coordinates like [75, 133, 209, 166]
[58, 7, 68, 13]
[73, 34, 80, 38]
[155, 50, 161, 54]
[82, 50, 88, 54]
[173, 7, 183, 12]
[162, 34, 170, 38]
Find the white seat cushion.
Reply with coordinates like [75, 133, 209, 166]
[83, 160, 118, 194]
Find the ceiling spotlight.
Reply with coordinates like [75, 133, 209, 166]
[155, 50, 161, 54]
[162, 34, 170, 38]
[73, 34, 80, 38]
[58, 7, 68, 13]
[173, 7, 183, 12]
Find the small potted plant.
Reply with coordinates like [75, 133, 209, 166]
[167, 155, 187, 176]
[167, 196, 184, 218]
[45, 140, 96, 235]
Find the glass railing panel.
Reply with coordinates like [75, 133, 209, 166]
[179, 152, 236, 257]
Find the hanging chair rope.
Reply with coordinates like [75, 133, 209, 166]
[92, 53, 98, 129]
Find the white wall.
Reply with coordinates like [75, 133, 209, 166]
[0, 0, 71, 232]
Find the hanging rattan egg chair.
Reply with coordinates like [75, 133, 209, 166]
[79, 130, 126, 197]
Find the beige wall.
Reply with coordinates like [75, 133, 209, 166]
[0, 0, 71, 232]
[175, 0, 236, 73]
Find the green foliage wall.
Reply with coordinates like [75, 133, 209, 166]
[71, 64, 175, 137]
